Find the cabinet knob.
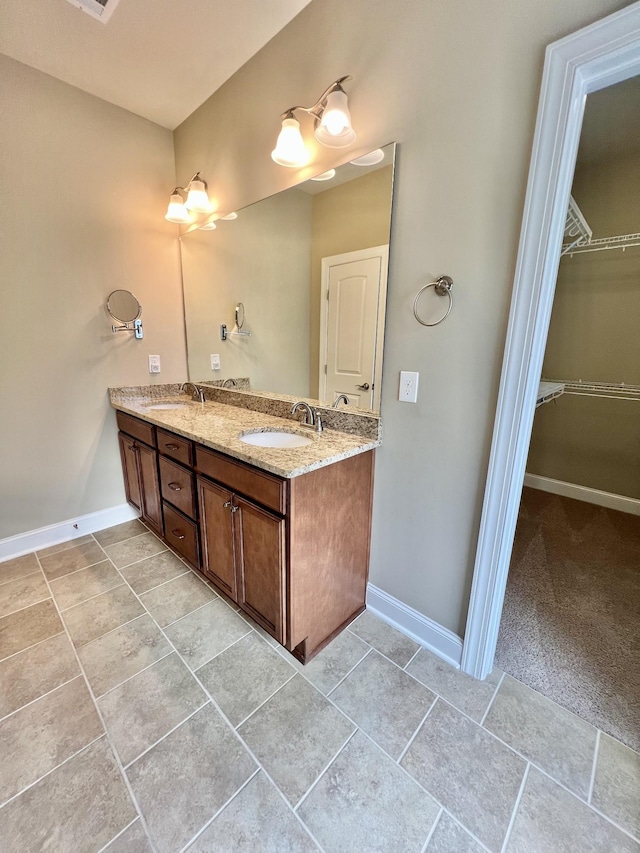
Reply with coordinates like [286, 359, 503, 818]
[171, 529, 186, 540]
[230, 505, 239, 513]
[165, 443, 179, 451]
[168, 482, 182, 491]
[223, 500, 232, 509]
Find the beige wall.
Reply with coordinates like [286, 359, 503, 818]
[173, 0, 625, 635]
[309, 166, 393, 396]
[182, 189, 312, 395]
[527, 154, 640, 498]
[0, 55, 186, 539]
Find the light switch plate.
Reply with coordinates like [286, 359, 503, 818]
[210, 353, 221, 371]
[148, 355, 161, 374]
[399, 371, 419, 403]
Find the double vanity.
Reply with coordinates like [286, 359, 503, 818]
[110, 384, 380, 663]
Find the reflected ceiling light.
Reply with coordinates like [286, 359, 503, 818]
[350, 149, 384, 166]
[198, 221, 217, 230]
[220, 212, 238, 220]
[165, 172, 212, 223]
[271, 77, 356, 168]
[311, 169, 336, 182]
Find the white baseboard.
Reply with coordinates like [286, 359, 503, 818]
[366, 583, 463, 668]
[524, 474, 640, 516]
[0, 504, 140, 563]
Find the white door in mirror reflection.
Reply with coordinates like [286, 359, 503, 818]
[319, 246, 389, 411]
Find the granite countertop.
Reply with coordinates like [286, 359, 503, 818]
[110, 393, 380, 479]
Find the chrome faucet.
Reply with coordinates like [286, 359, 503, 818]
[291, 401, 323, 434]
[181, 381, 205, 402]
[332, 394, 350, 408]
[222, 378, 237, 388]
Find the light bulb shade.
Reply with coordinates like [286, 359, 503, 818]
[185, 179, 211, 213]
[165, 192, 191, 224]
[221, 212, 238, 220]
[199, 220, 217, 230]
[271, 117, 308, 167]
[315, 90, 356, 148]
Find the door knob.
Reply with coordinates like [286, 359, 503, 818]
[356, 383, 370, 391]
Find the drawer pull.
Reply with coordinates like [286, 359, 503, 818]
[168, 482, 182, 491]
[171, 528, 186, 540]
[165, 443, 180, 451]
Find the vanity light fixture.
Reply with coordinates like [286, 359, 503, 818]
[198, 221, 217, 230]
[220, 212, 238, 220]
[165, 172, 212, 223]
[271, 76, 356, 168]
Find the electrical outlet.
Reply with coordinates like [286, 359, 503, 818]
[148, 355, 161, 374]
[399, 370, 419, 403]
[210, 353, 221, 371]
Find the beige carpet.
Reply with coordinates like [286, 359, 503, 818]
[495, 487, 640, 752]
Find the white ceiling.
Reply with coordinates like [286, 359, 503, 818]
[0, 0, 312, 129]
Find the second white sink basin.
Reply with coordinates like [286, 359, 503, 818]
[240, 430, 312, 448]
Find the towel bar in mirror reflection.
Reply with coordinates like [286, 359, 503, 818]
[179, 142, 396, 413]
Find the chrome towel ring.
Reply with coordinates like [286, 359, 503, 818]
[413, 276, 454, 327]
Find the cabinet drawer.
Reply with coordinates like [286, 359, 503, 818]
[159, 457, 196, 519]
[196, 446, 286, 515]
[157, 428, 194, 466]
[116, 412, 156, 448]
[163, 503, 199, 569]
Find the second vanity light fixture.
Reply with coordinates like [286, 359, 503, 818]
[165, 172, 212, 224]
[271, 76, 356, 168]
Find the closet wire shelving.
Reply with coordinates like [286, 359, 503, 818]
[540, 195, 640, 405]
[537, 380, 640, 407]
[562, 195, 640, 256]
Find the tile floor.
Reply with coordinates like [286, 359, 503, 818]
[0, 520, 639, 852]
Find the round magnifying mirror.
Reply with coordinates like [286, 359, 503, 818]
[235, 302, 245, 330]
[106, 289, 141, 324]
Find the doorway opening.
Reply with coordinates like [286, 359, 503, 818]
[462, 2, 640, 726]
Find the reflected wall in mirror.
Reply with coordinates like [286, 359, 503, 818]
[180, 143, 396, 412]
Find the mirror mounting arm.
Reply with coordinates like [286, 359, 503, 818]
[111, 319, 143, 339]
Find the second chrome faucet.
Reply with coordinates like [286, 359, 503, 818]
[291, 401, 322, 434]
[180, 382, 205, 403]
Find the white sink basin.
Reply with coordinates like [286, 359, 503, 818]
[144, 402, 190, 410]
[240, 430, 312, 448]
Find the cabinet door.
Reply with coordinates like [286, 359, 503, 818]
[118, 433, 141, 511]
[197, 477, 236, 599]
[137, 443, 163, 536]
[234, 497, 286, 644]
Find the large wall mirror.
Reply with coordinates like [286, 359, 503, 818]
[180, 143, 396, 412]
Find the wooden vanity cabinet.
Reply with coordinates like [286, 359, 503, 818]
[116, 411, 375, 663]
[116, 414, 163, 537]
